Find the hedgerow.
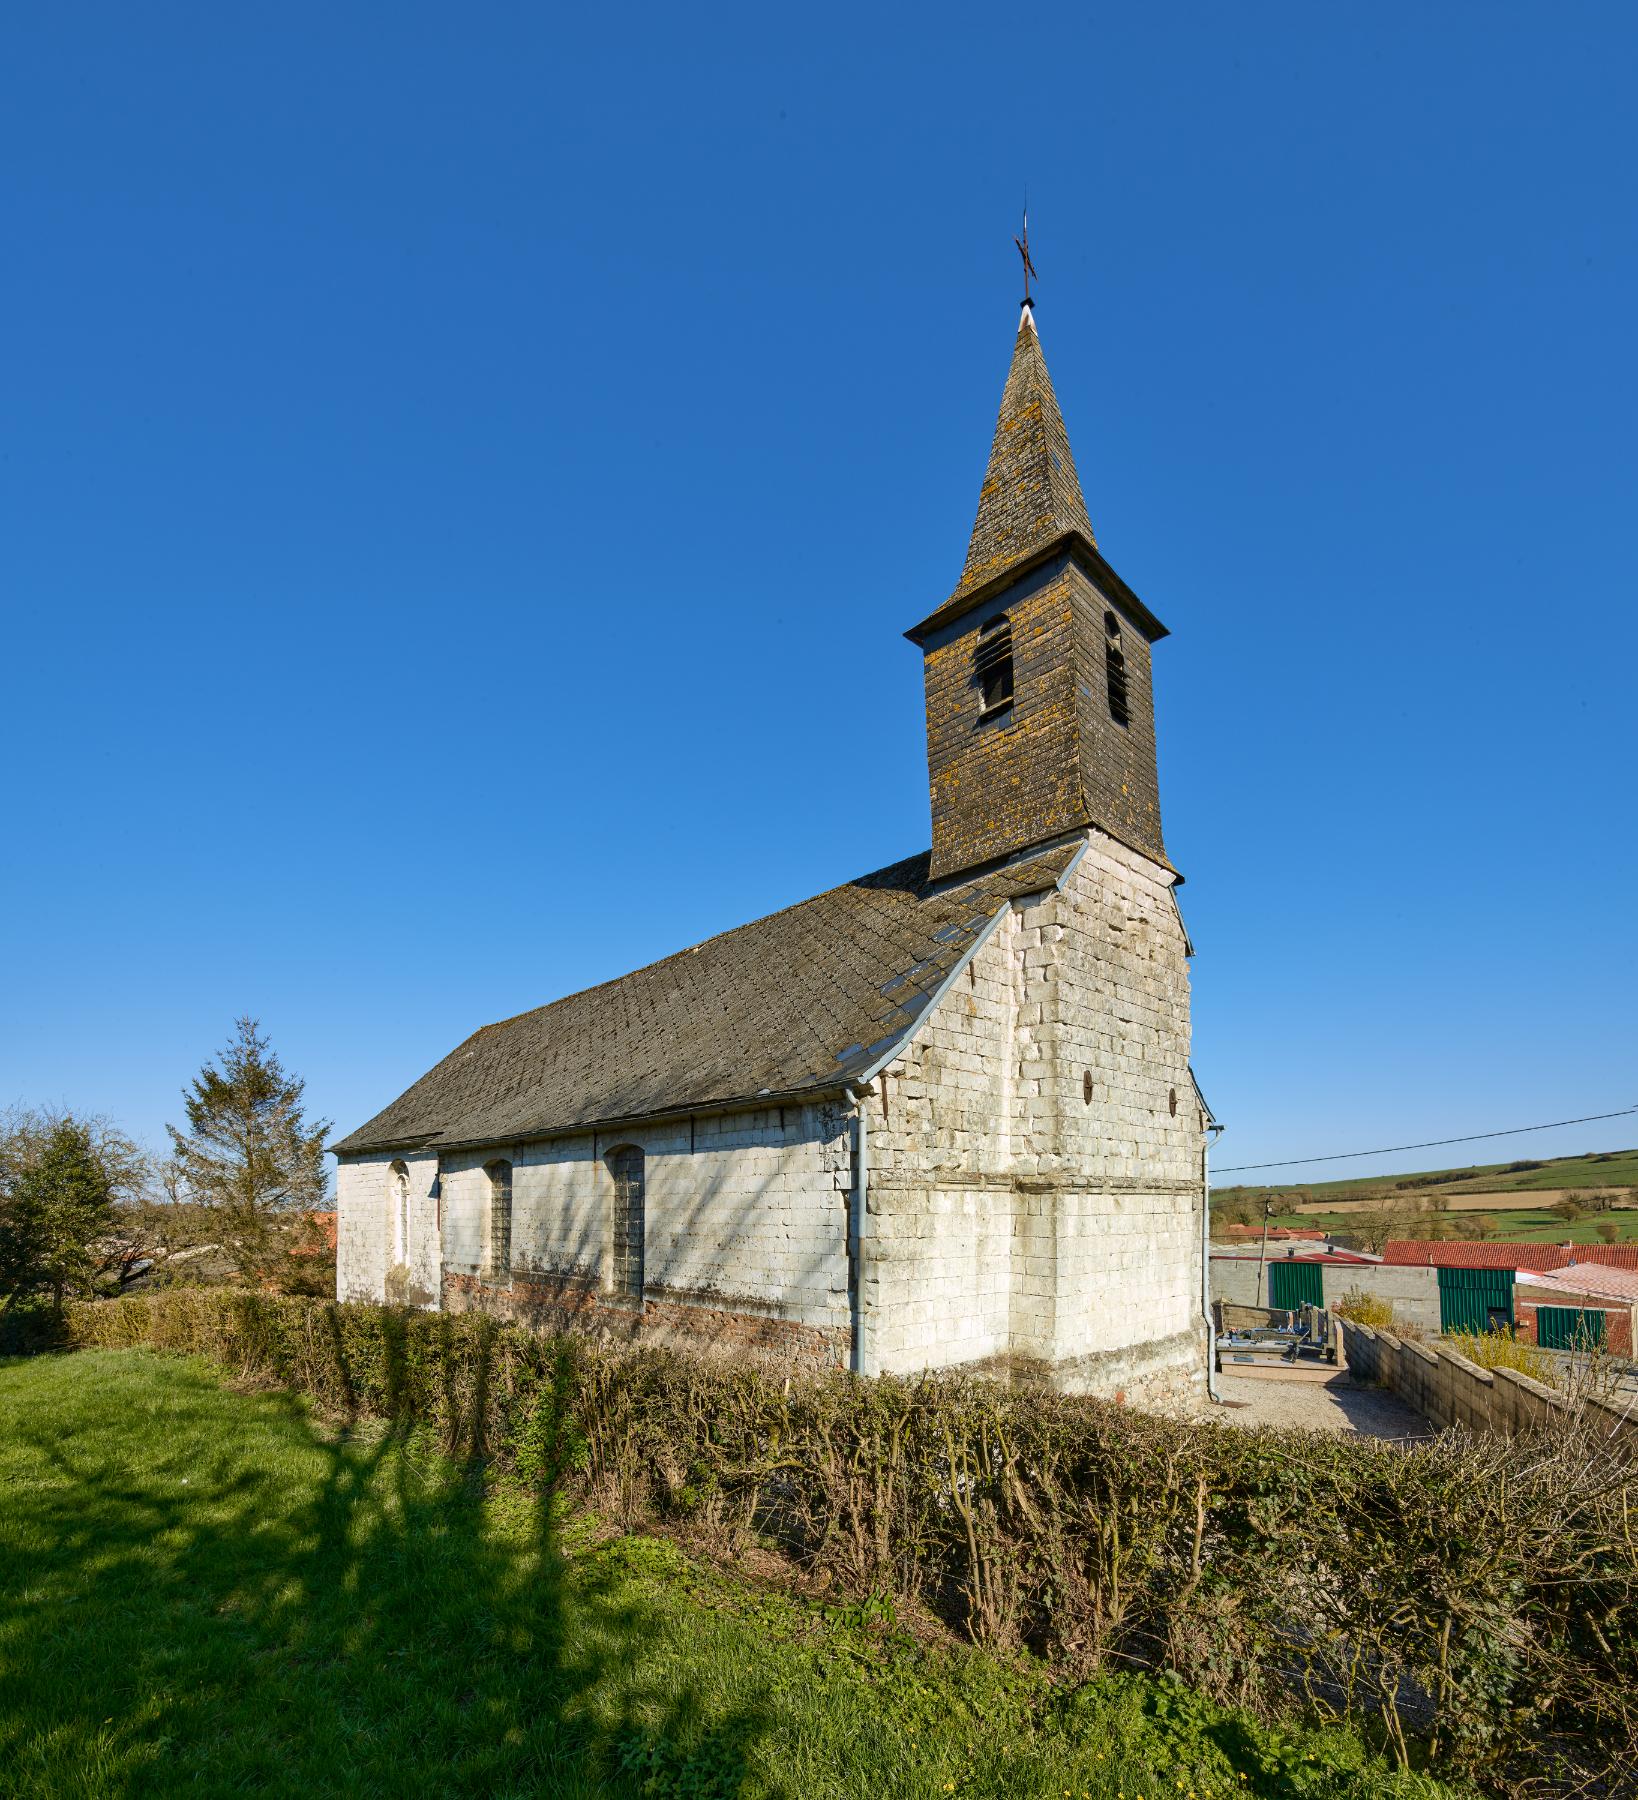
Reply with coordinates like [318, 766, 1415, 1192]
[67, 1290, 1637, 1794]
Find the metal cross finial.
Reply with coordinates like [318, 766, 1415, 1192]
[1014, 206, 1038, 305]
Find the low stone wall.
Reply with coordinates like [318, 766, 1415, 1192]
[1341, 1320, 1638, 1444]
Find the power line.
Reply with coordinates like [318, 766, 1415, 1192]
[1214, 1103, 1638, 1177]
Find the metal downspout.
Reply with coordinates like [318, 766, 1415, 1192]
[844, 1084, 871, 1377]
[1204, 1122, 1225, 1403]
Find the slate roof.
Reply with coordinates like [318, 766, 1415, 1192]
[334, 839, 1084, 1158]
[950, 307, 1096, 602]
[908, 308, 1167, 645]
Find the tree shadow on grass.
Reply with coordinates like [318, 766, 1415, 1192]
[0, 1351, 771, 1797]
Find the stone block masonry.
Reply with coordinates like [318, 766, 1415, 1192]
[866, 827, 1204, 1403]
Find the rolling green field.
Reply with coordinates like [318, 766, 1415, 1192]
[1261, 1205, 1638, 1242]
[1214, 1146, 1638, 1216]
[0, 1351, 1458, 1799]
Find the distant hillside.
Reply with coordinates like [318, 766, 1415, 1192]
[1213, 1146, 1638, 1210]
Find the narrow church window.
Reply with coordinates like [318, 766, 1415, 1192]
[390, 1159, 410, 1264]
[1103, 610, 1130, 728]
[606, 1146, 645, 1301]
[975, 615, 1014, 715]
[484, 1158, 512, 1281]
[1083, 1070, 1093, 1106]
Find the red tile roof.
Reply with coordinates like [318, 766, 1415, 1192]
[1381, 1240, 1573, 1270]
[1222, 1224, 1329, 1241]
[1566, 1243, 1638, 1269]
[1519, 1265, 1638, 1302]
[1382, 1239, 1638, 1271]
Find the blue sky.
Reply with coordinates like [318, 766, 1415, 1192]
[3, 4, 1634, 1185]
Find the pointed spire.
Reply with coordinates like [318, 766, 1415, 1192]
[949, 305, 1095, 605]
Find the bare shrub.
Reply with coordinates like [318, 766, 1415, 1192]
[65, 1290, 1638, 1792]
[1333, 1287, 1397, 1329]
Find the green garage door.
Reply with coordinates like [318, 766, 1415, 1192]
[1536, 1306, 1605, 1351]
[1437, 1266, 1514, 1334]
[1269, 1260, 1324, 1311]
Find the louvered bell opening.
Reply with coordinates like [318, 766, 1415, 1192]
[975, 617, 1014, 716]
[1103, 610, 1130, 728]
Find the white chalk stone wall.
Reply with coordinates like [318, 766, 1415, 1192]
[866, 828, 1204, 1400]
[340, 1103, 854, 1350]
[335, 1150, 440, 1308]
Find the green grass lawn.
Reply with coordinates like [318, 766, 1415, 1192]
[0, 1351, 1461, 1800]
[1214, 1146, 1638, 1211]
[1263, 1205, 1638, 1243]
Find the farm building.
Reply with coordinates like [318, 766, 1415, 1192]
[1212, 1236, 1638, 1340]
[333, 296, 1212, 1405]
[1515, 1264, 1638, 1355]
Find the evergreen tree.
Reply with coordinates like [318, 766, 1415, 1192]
[0, 1117, 119, 1310]
[168, 1018, 330, 1282]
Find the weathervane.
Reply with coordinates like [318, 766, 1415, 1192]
[1014, 206, 1038, 306]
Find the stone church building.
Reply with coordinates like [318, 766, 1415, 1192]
[334, 298, 1211, 1405]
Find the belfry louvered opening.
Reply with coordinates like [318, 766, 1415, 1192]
[1103, 609, 1130, 728]
[975, 615, 1014, 715]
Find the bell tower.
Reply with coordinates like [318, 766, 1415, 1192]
[907, 302, 1172, 882]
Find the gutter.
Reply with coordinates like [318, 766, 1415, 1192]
[1204, 1121, 1226, 1403]
[844, 1082, 872, 1377]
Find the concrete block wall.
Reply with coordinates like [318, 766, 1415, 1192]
[1341, 1321, 1638, 1445]
[1210, 1254, 1443, 1334]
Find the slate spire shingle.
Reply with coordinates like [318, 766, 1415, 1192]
[950, 305, 1096, 605]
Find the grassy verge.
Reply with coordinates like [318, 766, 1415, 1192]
[0, 1350, 1461, 1800]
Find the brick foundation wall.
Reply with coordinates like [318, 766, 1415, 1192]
[442, 1270, 848, 1372]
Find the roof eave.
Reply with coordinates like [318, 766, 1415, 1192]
[905, 531, 1169, 647]
[331, 845, 1088, 1165]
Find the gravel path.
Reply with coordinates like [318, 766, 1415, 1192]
[1211, 1371, 1431, 1439]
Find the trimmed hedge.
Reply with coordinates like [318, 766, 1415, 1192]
[69, 1291, 1637, 1793]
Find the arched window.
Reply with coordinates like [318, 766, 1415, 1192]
[484, 1159, 513, 1281]
[1103, 609, 1130, 728]
[389, 1160, 410, 1265]
[975, 615, 1014, 715]
[606, 1146, 645, 1301]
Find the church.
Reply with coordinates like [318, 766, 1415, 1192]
[334, 291, 1211, 1406]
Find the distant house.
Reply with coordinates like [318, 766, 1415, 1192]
[1515, 1264, 1638, 1355]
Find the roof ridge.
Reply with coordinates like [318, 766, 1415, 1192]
[466, 848, 935, 1039]
[334, 836, 1085, 1157]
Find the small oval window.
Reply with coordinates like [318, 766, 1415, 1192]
[1083, 1070, 1093, 1106]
